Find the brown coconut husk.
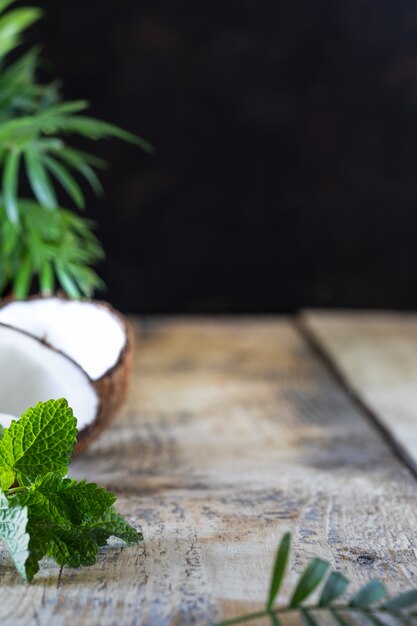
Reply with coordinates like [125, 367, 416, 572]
[0, 294, 134, 453]
[77, 308, 135, 453]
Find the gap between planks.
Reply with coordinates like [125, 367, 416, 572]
[298, 312, 417, 482]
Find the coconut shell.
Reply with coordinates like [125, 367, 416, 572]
[0, 294, 134, 454]
[76, 311, 135, 454]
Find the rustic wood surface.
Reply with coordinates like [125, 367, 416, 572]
[302, 311, 417, 474]
[1, 317, 417, 626]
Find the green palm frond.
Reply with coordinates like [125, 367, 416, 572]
[212, 534, 417, 626]
[0, 199, 105, 299]
[0, 2, 152, 300]
[0, 98, 152, 216]
[0, 1, 42, 63]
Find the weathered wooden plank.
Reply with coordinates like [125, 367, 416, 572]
[1, 317, 417, 626]
[302, 311, 417, 474]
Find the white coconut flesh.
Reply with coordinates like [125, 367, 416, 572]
[0, 298, 126, 381]
[0, 324, 99, 430]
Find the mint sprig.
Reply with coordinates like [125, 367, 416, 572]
[0, 398, 142, 581]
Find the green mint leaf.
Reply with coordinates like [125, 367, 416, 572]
[29, 505, 141, 570]
[0, 491, 30, 581]
[47, 526, 100, 568]
[7, 477, 107, 580]
[25, 472, 116, 527]
[24, 514, 52, 582]
[16, 473, 142, 573]
[90, 507, 143, 546]
[15, 500, 101, 571]
[0, 399, 77, 489]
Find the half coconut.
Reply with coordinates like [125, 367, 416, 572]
[0, 296, 134, 452]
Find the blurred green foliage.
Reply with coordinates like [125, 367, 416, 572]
[0, 0, 151, 298]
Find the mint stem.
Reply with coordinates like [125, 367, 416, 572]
[5, 486, 27, 495]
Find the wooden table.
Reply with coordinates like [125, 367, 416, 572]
[2, 314, 417, 626]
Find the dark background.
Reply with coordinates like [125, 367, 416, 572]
[31, 0, 417, 313]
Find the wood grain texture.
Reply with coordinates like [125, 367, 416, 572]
[1, 317, 417, 626]
[302, 311, 417, 474]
